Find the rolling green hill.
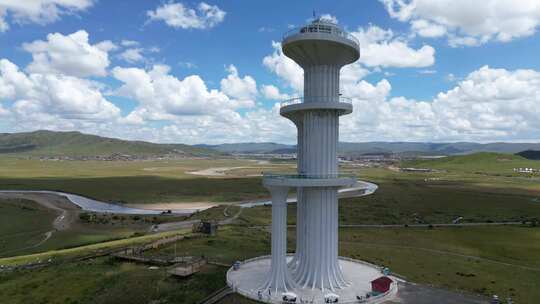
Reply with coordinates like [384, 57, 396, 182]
[403, 152, 539, 174]
[517, 150, 540, 160]
[0, 130, 217, 157]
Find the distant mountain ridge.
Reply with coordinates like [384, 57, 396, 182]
[195, 142, 292, 154]
[200, 141, 540, 155]
[2, 130, 540, 158]
[0, 130, 217, 157]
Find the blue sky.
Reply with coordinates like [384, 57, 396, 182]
[0, 0, 540, 144]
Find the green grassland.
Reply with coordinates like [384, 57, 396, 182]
[0, 158, 292, 203]
[0, 199, 57, 256]
[0, 256, 227, 304]
[3, 225, 536, 303]
[403, 152, 538, 175]
[143, 225, 540, 303]
[0, 229, 190, 267]
[1, 152, 540, 303]
[0, 198, 182, 258]
[238, 179, 540, 226]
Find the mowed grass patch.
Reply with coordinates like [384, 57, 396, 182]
[0, 257, 227, 304]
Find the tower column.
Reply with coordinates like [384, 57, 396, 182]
[259, 185, 295, 294]
[289, 121, 306, 271]
[304, 65, 340, 103]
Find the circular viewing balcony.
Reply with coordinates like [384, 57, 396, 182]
[283, 20, 359, 47]
[281, 96, 352, 108]
[262, 172, 356, 188]
[280, 96, 353, 120]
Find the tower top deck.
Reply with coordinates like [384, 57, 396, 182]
[282, 18, 360, 67]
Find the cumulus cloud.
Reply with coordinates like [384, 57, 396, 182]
[22, 30, 112, 77]
[381, 0, 540, 46]
[0, 0, 94, 32]
[341, 65, 540, 142]
[112, 64, 254, 122]
[220, 65, 258, 101]
[0, 58, 120, 131]
[352, 25, 435, 68]
[147, 1, 226, 30]
[320, 14, 338, 24]
[263, 41, 304, 92]
[118, 48, 144, 63]
[261, 85, 291, 100]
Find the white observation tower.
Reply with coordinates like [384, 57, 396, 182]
[261, 17, 359, 292]
[227, 17, 398, 303]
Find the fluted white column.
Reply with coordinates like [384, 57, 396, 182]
[259, 186, 296, 294]
[289, 121, 306, 271]
[292, 63, 348, 290]
[304, 65, 340, 102]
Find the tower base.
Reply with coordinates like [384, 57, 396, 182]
[227, 256, 399, 303]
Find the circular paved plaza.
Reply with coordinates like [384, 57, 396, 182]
[227, 256, 398, 303]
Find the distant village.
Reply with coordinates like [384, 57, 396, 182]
[514, 167, 539, 174]
[35, 152, 196, 162]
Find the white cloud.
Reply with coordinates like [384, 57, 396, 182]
[112, 64, 254, 121]
[0, 58, 120, 132]
[352, 25, 435, 68]
[341, 65, 540, 142]
[220, 65, 257, 101]
[262, 41, 303, 92]
[121, 40, 139, 47]
[320, 14, 338, 24]
[410, 19, 446, 38]
[381, 0, 540, 46]
[22, 30, 112, 77]
[0, 0, 94, 32]
[261, 85, 291, 100]
[147, 1, 226, 30]
[119, 48, 144, 63]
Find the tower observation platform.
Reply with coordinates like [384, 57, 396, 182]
[227, 17, 398, 303]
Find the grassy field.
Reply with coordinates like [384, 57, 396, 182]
[5, 225, 534, 303]
[1, 153, 540, 303]
[237, 179, 540, 226]
[0, 158, 292, 204]
[0, 199, 57, 256]
[0, 256, 228, 304]
[402, 152, 539, 175]
[0, 197, 191, 258]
